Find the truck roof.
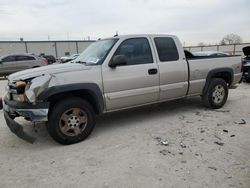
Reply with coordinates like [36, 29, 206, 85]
[103, 34, 178, 40]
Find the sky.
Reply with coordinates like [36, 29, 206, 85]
[0, 0, 249, 46]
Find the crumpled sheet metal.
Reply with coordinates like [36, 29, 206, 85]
[25, 75, 52, 103]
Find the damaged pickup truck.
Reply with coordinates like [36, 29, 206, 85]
[3, 34, 242, 144]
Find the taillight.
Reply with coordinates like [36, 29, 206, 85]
[43, 58, 48, 65]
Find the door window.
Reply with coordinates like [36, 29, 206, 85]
[114, 38, 153, 65]
[16, 55, 33, 61]
[2, 56, 15, 62]
[154, 37, 179, 62]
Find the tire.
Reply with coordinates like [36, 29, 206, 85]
[47, 97, 96, 145]
[202, 78, 228, 109]
[245, 78, 250, 83]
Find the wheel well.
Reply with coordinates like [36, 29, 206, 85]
[47, 90, 101, 114]
[211, 71, 232, 86]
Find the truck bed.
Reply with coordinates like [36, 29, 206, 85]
[186, 55, 242, 96]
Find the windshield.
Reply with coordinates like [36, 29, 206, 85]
[73, 38, 118, 65]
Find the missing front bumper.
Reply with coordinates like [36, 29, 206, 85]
[4, 111, 36, 143]
[3, 97, 49, 143]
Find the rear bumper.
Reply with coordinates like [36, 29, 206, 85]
[3, 97, 49, 143]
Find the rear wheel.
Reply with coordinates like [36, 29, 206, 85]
[47, 97, 95, 145]
[202, 78, 228, 109]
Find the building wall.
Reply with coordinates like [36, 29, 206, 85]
[56, 42, 77, 57]
[0, 42, 27, 55]
[0, 40, 94, 57]
[27, 42, 56, 56]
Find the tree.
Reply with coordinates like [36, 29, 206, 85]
[220, 33, 243, 45]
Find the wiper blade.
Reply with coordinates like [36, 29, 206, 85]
[72, 61, 87, 64]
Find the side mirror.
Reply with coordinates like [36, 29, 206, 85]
[109, 55, 127, 68]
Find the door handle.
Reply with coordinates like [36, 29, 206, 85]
[148, 68, 158, 75]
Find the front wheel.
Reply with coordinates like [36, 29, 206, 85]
[202, 78, 228, 109]
[47, 97, 96, 145]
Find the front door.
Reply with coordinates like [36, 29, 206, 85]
[102, 37, 160, 111]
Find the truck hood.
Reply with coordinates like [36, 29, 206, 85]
[8, 63, 91, 81]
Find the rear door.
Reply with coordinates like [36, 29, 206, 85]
[15, 55, 35, 70]
[152, 36, 189, 100]
[102, 37, 160, 111]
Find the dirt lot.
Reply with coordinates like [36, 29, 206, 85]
[0, 80, 249, 188]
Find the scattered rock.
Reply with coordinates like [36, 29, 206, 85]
[208, 166, 217, 171]
[179, 152, 183, 155]
[50, 161, 55, 164]
[159, 149, 167, 156]
[217, 123, 223, 126]
[200, 130, 205, 133]
[214, 141, 224, 146]
[181, 160, 187, 163]
[180, 142, 187, 148]
[159, 149, 174, 156]
[230, 135, 235, 137]
[223, 129, 228, 133]
[195, 153, 199, 156]
[81, 171, 85, 174]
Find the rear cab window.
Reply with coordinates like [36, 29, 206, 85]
[154, 37, 179, 62]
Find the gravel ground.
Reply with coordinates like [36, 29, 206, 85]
[0, 79, 249, 188]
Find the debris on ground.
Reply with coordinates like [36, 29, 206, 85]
[234, 119, 246, 125]
[214, 134, 222, 140]
[200, 130, 205, 133]
[180, 142, 187, 148]
[214, 141, 224, 146]
[81, 171, 85, 174]
[215, 109, 230, 113]
[159, 149, 174, 156]
[230, 135, 235, 137]
[155, 137, 169, 146]
[179, 115, 185, 120]
[208, 166, 217, 171]
[223, 129, 229, 133]
[195, 112, 201, 116]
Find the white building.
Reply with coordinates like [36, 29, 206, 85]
[0, 40, 94, 57]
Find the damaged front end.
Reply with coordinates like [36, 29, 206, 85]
[3, 75, 52, 143]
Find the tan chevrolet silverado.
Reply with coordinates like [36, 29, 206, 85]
[3, 34, 242, 144]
